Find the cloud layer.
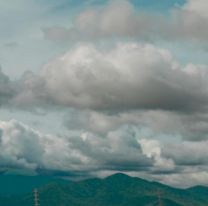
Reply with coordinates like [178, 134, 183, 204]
[1, 119, 208, 187]
[0, 40, 207, 187]
[43, 0, 208, 44]
[11, 43, 208, 112]
[1, 0, 208, 188]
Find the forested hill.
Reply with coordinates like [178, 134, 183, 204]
[0, 173, 208, 206]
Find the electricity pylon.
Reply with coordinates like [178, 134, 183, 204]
[158, 190, 163, 206]
[34, 188, 40, 206]
[145, 190, 163, 206]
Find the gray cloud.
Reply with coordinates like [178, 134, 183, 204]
[1, 0, 208, 189]
[42, 0, 208, 44]
[63, 108, 208, 144]
[1, 119, 208, 187]
[152, 170, 208, 188]
[0, 68, 15, 107]
[12, 43, 208, 112]
[42, 0, 166, 42]
[0, 119, 90, 172]
[1, 41, 208, 142]
[163, 141, 208, 167]
[0, 119, 159, 174]
[0, 120, 44, 170]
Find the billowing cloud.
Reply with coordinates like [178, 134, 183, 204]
[0, 119, 44, 170]
[139, 139, 174, 171]
[2, 119, 208, 187]
[164, 141, 208, 166]
[0, 119, 90, 172]
[182, 0, 208, 19]
[42, 0, 208, 44]
[0, 119, 159, 174]
[12, 42, 208, 112]
[169, 0, 208, 43]
[0, 119, 176, 177]
[1, 0, 208, 188]
[42, 0, 165, 41]
[63, 108, 208, 144]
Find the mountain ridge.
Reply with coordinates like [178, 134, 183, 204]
[0, 173, 208, 206]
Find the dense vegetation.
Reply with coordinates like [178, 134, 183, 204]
[1, 173, 208, 206]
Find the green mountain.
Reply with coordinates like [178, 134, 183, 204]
[0, 173, 208, 206]
[0, 175, 62, 195]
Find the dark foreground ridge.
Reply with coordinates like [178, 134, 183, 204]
[0, 173, 208, 206]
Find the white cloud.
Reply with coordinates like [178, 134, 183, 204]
[75, 0, 137, 38]
[164, 140, 208, 166]
[1, 0, 208, 189]
[43, 0, 161, 41]
[0, 119, 44, 170]
[64, 108, 208, 143]
[0, 119, 151, 173]
[42, 0, 208, 44]
[156, 171, 208, 188]
[1, 119, 208, 187]
[183, 0, 208, 19]
[0, 119, 90, 172]
[13, 42, 208, 112]
[139, 139, 175, 171]
[0, 119, 171, 176]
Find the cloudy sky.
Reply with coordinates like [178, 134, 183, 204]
[0, 0, 208, 188]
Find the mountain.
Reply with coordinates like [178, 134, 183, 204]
[0, 175, 66, 195]
[0, 173, 208, 206]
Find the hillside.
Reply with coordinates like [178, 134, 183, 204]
[0, 173, 208, 206]
[0, 175, 63, 195]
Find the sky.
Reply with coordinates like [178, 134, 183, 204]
[0, 0, 208, 188]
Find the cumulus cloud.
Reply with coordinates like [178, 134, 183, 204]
[0, 119, 175, 176]
[182, 0, 208, 19]
[64, 108, 208, 143]
[1, 0, 208, 188]
[163, 140, 208, 167]
[42, 0, 208, 43]
[168, 0, 208, 42]
[0, 119, 44, 170]
[0, 119, 90, 172]
[12, 42, 208, 112]
[42, 0, 164, 41]
[2, 41, 208, 142]
[2, 119, 208, 187]
[139, 139, 174, 171]
[0, 119, 159, 175]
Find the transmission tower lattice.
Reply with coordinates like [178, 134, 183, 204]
[158, 190, 163, 206]
[33, 189, 40, 206]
